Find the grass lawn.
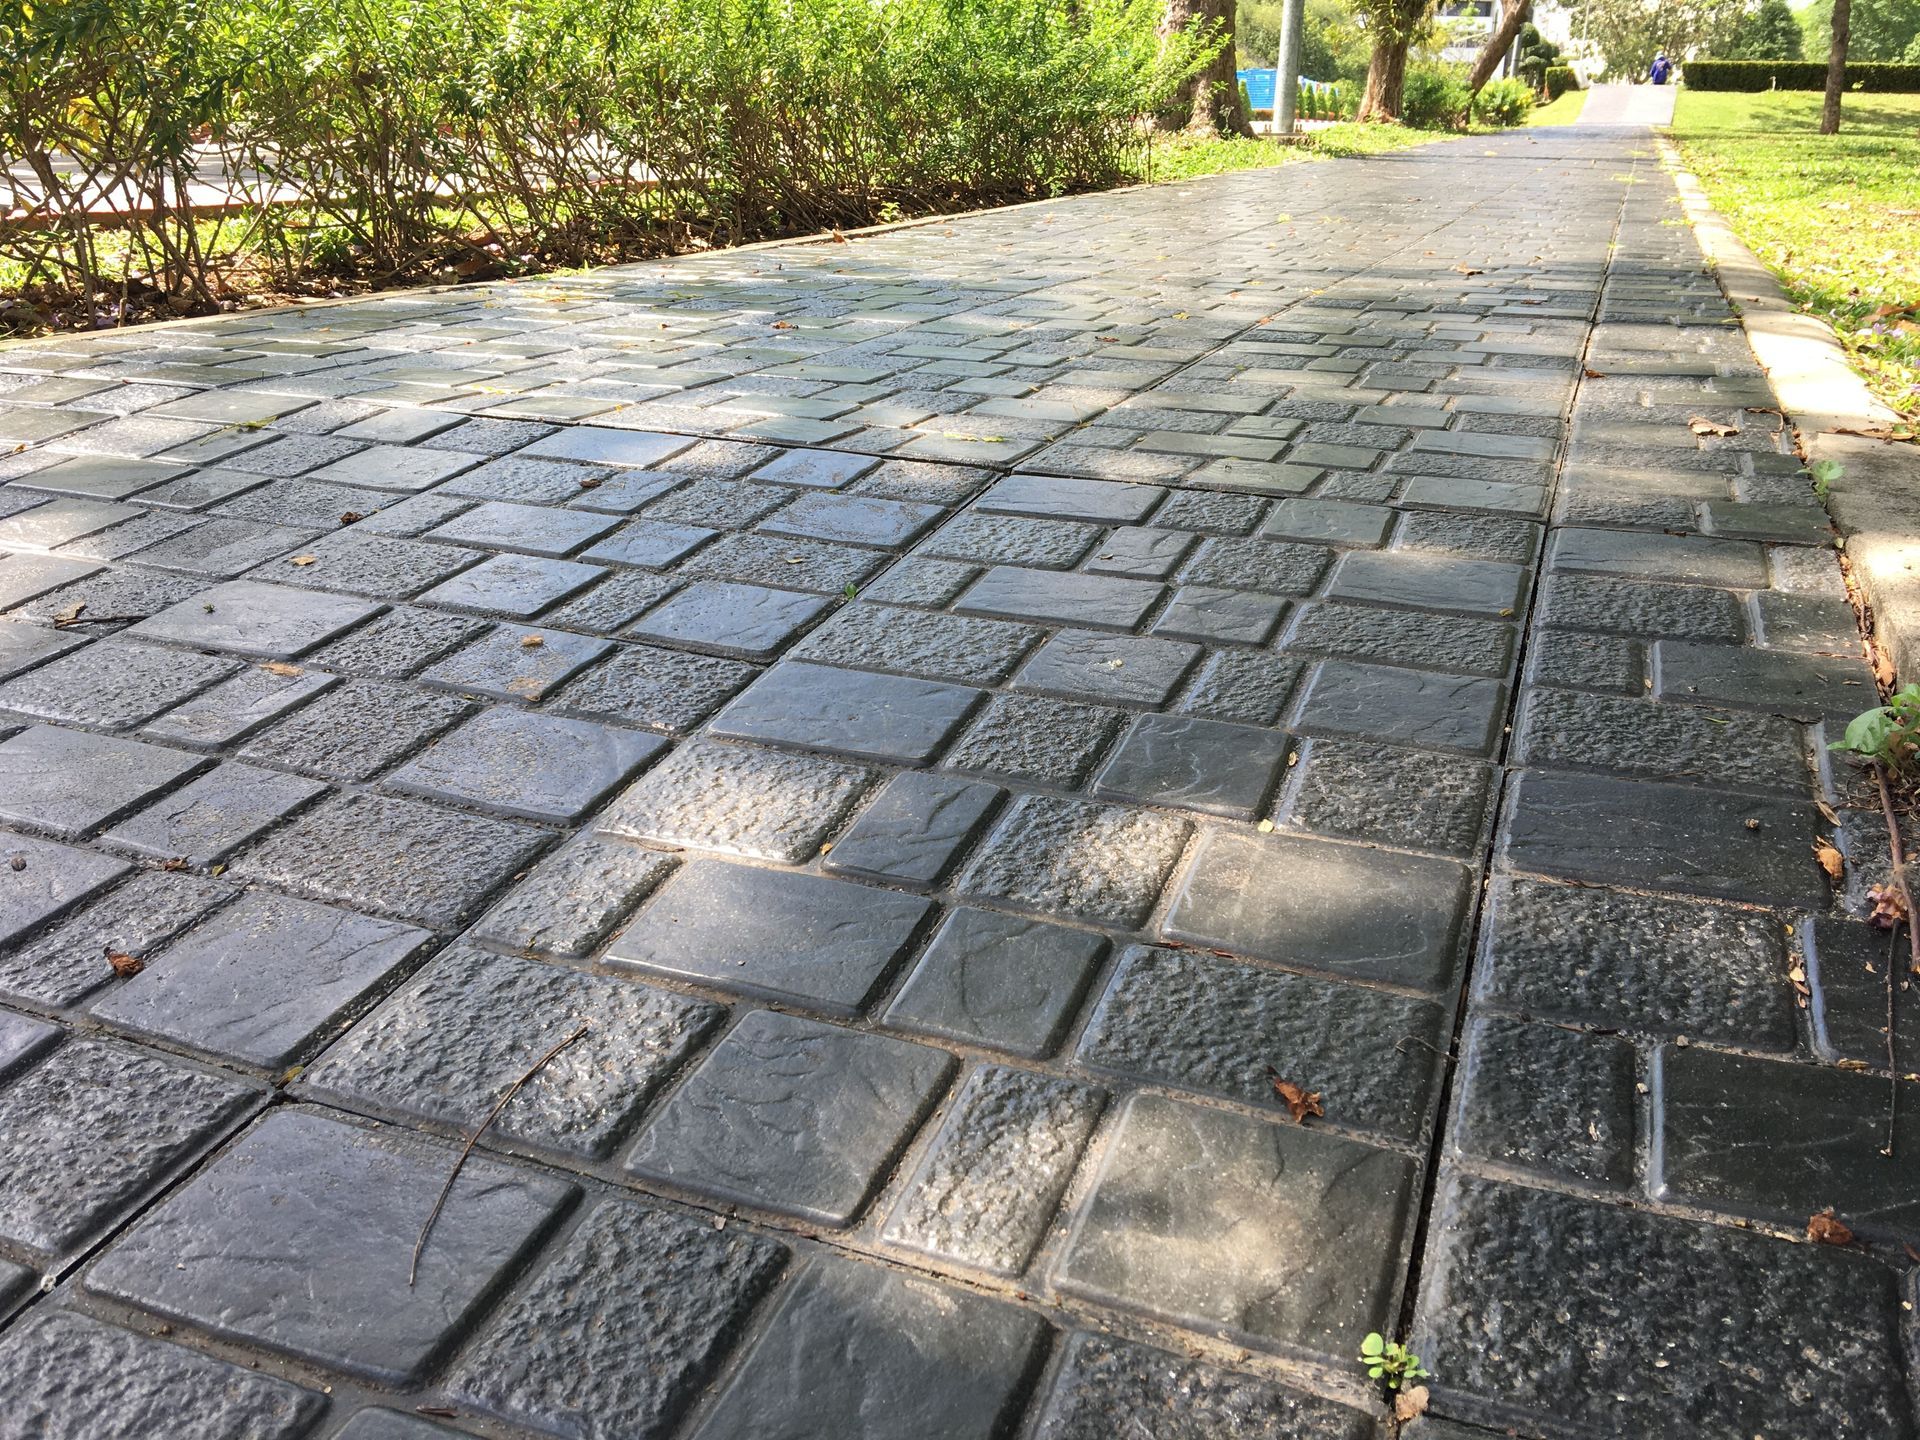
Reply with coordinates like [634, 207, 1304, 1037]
[1526, 90, 1587, 125]
[1669, 88, 1920, 419]
[1137, 123, 1460, 185]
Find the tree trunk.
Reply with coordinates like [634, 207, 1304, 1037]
[1159, 0, 1255, 136]
[1467, 0, 1532, 94]
[1359, 34, 1411, 121]
[1821, 0, 1851, 134]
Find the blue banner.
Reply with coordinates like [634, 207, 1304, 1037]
[1237, 68, 1277, 110]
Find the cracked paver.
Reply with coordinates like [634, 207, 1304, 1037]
[0, 121, 1906, 1440]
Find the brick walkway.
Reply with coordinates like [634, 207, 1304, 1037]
[0, 124, 1906, 1440]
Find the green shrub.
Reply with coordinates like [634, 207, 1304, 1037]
[1401, 64, 1471, 129]
[1543, 65, 1579, 98]
[1472, 77, 1535, 126]
[1681, 58, 1920, 90]
[0, 0, 1210, 324]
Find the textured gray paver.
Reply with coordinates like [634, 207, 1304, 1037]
[0, 120, 1903, 1439]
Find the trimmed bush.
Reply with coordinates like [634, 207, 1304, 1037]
[1401, 64, 1471, 129]
[1682, 58, 1920, 90]
[1472, 78, 1536, 126]
[1544, 65, 1580, 98]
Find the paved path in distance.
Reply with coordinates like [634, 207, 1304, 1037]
[0, 123, 1908, 1440]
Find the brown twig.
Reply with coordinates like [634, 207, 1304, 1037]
[409, 1021, 590, 1287]
[1886, 927, 1900, 1159]
[1873, 762, 1920, 979]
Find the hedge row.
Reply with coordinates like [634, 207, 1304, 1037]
[0, 0, 1205, 323]
[1683, 59, 1920, 90]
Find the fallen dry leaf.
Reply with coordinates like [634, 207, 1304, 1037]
[1688, 415, 1739, 438]
[1813, 839, 1845, 885]
[290, 554, 318, 567]
[51, 601, 87, 626]
[1453, 265, 1483, 276]
[1265, 1067, 1323, 1124]
[1395, 1385, 1430, 1423]
[339, 511, 365, 524]
[1868, 883, 1909, 929]
[106, 949, 145, 978]
[160, 858, 189, 872]
[1582, 368, 1607, 379]
[519, 635, 545, 649]
[1807, 1209, 1854, 1246]
[260, 661, 302, 678]
[1833, 425, 1917, 444]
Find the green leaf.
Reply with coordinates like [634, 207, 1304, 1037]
[1834, 707, 1895, 755]
[1360, 1333, 1385, 1356]
[1810, 459, 1845, 484]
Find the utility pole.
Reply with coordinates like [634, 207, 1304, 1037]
[1275, 0, 1306, 135]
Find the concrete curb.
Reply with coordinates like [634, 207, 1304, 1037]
[1658, 134, 1920, 684]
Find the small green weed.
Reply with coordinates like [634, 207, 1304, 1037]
[1810, 458, 1845, 499]
[1359, 1332, 1430, 1391]
[1831, 683, 1920, 774]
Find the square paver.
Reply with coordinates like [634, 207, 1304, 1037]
[711, 660, 983, 764]
[957, 793, 1191, 928]
[417, 623, 610, 702]
[388, 708, 666, 821]
[607, 858, 932, 1014]
[547, 643, 754, 733]
[626, 580, 830, 661]
[1092, 713, 1291, 820]
[128, 579, 382, 659]
[1295, 659, 1505, 755]
[958, 565, 1162, 632]
[596, 738, 873, 863]
[418, 554, 604, 617]
[302, 947, 721, 1159]
[86, 1109, 575, 1385]
[426, 500, 619, 557]
[102, 763, 326, 866]
[0, 637, 239, 731]
[0, 726, 204, 839]
[625, 1010, 953, 1225]
[141, 663, 337, 748]
[824, 771, 1002, 886]
[1054, 1092, 1415, 1363]
[1013, 630, 1200, 707]
[90, 892, 434, 1069]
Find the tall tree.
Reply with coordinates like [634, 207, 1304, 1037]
[1467, 0, 1534, 94]
[1724, 0, 1804, 58]
[1162, 0, 1254, 134]
[1580, 0, 1747, 77]
[1822, 0, 1852, 133]
[1354, 0, 1434, 120]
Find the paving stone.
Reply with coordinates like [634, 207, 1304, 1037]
[1151, 488, 1271, 534]
[450, 1199, 786, 1440]
[1285, 739, 1491, 856]
[549, 643, 755, 733]
[1081, 526, 1195, 580]
[0, 1011, 58, 1081]
[1262, 498, 1393, 547]
[1548, 526, 1767, 588]
[712, 659, 982, 764]
[1164, 828, 1468, 991]
[93, 889, 432, 1068]
[253, 528, 480, 599]
[1653, 639, 1872, 720]
[885, 1065, 1105, 1275]
[1517, 686, 1809, 791]
[1539, 572, 1744, 641]
[426, 498, 619, 556]
[749, 446, 880, 489]
[129, 578, 382, 658]
[959, 793, 1190, 927]
[760, 492, 944, 548]
[333, 1411, 465, 1440]
[102, 763, 325, 865]
[522, 426, 695, 467]
[1178, 649, 1304, 724]
[1149, 584, 1289, 646]
[441, 456, 607, 505]
[1092, 712, 1291, 820]
[1296, 659, 1504, 755]
[607, 858, 930, 1013]
[945, 694, 1124, 787]
[1500, 769, 1828, 907]
[1451, 1016, 1638, 1187]
[1030, 1332, 1373, 1440]
[1013, 630, 1200, 708]
[0, 726, 204, 839]
[1804, 916, 1920, 1071]
[793, 602, 1041, 682]
[17, 454, 185, 500]
[0, 637, 237, 730]
[305, 947, 720, 1157]
[679, 531, 886, 593]
[1079, 944, 1443, 1140]
[0, 1310, 323, 1440]
[305, 444, 480, 491]
[884, 906, 1108, 1059]
[598, 738, 872, 862]
[1476, 876, 1794, 1047]
[305, 606, 487, 678]
[0, 1039, 257, 1261]
[0, 496, 141, 550]
[977, 473, 1163, 524]
[1177, 536, 1331, 598]
[1286, 601, 1515, 678]
[858, 556, 979, 608]
[578, 518, 714, 568]
[627, 1009, 954, 1224]
[1651, 1045, 1920, 1238]
[625, 579, 829, 660]
[689, 1258, 1046, 1440]
[926, 512, 1104, 570]
[419, 553, 604, 617]
[472, 832, 673, 958]
[125, 517, 316, 578]
[87, 1109, 575, 1385]
[1525, 630, 1644, 693]
[1410, 1172, 1913, 1440]
[417, 622, 611, 702]
[231, 791, 549, 927]
[141, 662, 336, 747]
[1055, 1093, 1415, 1362]
[959, 564, 1162, 631]
[0, 868, 233, 1008]
[0, 553, 102, 611]
[238, 678, 468, 781]
[824, 771, 1001, 885]
[642, 477, 788, 530]
[389, 707, 664, 821]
